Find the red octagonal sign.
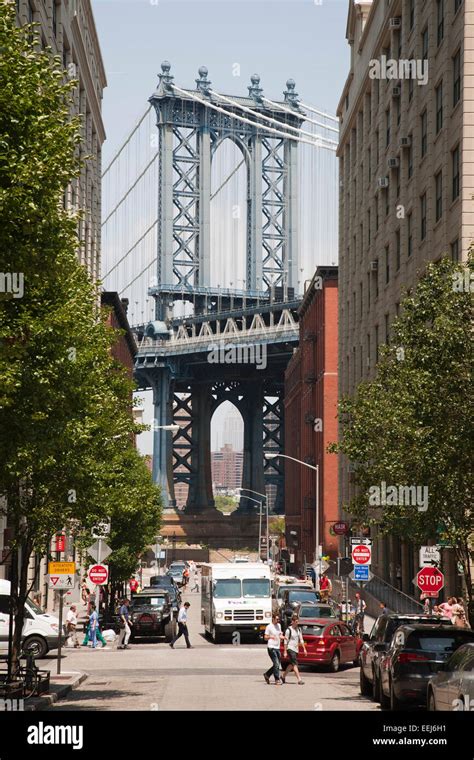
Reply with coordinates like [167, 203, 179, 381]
[88, 564, 109, 586]
[352, 544, 371, 565]
[416, 567, 444, 597]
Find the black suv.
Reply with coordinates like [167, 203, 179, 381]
[359, 613, 451, 700]
[379, 624, 474, 710]
[129, 590, 177, 642]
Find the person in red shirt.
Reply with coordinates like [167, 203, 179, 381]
[129, 578, 139, 595]
[319, 574, 332, 603]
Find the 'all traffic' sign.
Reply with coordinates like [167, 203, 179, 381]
[88, 564, 109, 586]
[352, 544, 372, 565]
[415, 567, 444, 598]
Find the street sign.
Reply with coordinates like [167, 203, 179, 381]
[352, 544, 372, 565]
[88, 564, 109, 585]
[350, 537, 372, 546]
[415, 567, 444, 597]
[87, 540, 112, 563]
[419, 545, 441, 567]
[55, 534, 66, 552]
[332, 521, 349, 536]
[47, 574, 76, 590]
[49, 562, 75, 575]
[350, 567, 373, 583]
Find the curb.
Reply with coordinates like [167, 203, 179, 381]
[25, 672, 88, 711]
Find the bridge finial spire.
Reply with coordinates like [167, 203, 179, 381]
[158, 60, 174, 92]
[284, 78, 300, 108]
[248, 73, 264, 104]
[196, 65, 212, 96]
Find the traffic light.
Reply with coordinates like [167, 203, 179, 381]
[337, 557, 352, 577]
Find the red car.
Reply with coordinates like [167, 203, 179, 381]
[280, 619, 363, 673]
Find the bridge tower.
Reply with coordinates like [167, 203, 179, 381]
[143, 64, 304, 523]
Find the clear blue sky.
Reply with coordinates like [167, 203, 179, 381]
[92, 0, 350, 165]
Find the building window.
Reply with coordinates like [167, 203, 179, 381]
[407, 213, 413, 257]
[385, 188, 389, 217]
[27, 1, 33, 23]
[386, 107, 391, 147]
[436, 81, 443, 133]
[451, 238, 459, 262]
[395, 229, 401, 270]
[437, 0, 444, 46]
[53, 2, 58, 37]
[435, 171, 443, 222]
[452, 144, 460, 200]
[395, 168, 400, 198]
[367, 333, 371, 367]
[375, 325, 379, 362]
[367, 272, 371, 310]
[368, 147, 371, 181]
[454, 0, 463, 14]
[385, 246, 390, 284]
[375, 197, 379, 231]
[422, 27, 429, 60]
[420, 193, 427, 240]
[385, 314, 390, 345]
[396, 95, 401, 126]
[360, 282, 363, 318]
[368, 208, 371, 244]
[453, 49, 461, 107]
[375, 130, 379, 166]
[421, 111, 427, 158]
[409, 0, 415, 30]
[408, 64, 414, 102]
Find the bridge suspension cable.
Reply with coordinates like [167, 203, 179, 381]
[208, 89, 338, 145]
[297, 101, 339, 123]
[102, 152, 159, 227]
[102, 105, 153, 179]
[261, 95, 339, 135]
[171, 85, 336, 151]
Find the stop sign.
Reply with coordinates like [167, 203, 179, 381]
[352, 544, 371, 565]
[88, 564, 109, 585]
[416, 567, 444, 597]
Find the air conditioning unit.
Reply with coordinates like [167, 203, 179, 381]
[389, 17, 401, 29]
[370, 260, 379, 272]
[399, 136, 412, 148]
[392, 86, 401, 98]
[388, 157, 400, 169]
[377, 177, 389, 189]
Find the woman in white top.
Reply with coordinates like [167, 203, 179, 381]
[282, 614, 307, 685]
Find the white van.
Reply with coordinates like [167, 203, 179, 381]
[0, 580, 63, 658]
[201, 563, 272, 642]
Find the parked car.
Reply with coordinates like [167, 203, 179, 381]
[0, 580, 65, 659]
[150, 575, 180, 594]
[129, 590, 177, 642]
[166, 567, 185, 587]
[427, 643, 474, 711]
[378, 625, 474, 710]
[280, 618, 362, 673]
[274, 586, 321, 621]
[359, 613, 451, 700]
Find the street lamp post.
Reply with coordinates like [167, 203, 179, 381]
[238, 488, 269, 562]
[238, 494, 265, 560]
[265, 452, 320, 590]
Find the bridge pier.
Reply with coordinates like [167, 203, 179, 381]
[150, 367, 175, 509]
[239, 383, 265, 513]
[186, 383, 214, 513]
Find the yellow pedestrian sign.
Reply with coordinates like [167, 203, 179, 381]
[47, 562, 76, 590]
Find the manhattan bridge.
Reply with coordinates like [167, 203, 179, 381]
[102, 62, 338, 544]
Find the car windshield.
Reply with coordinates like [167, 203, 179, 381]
[168, 569, 182, 576]
[242, 579, 270, 598]
[278, 586, 309, 599]
[299, 605, 334, 618]
[408, 631, 474, 653]
[288, 591, 316, 603]
[214, 579, 241, 598]
[26, 598, 45, 615]
[133, 597, 166, 608]
[301, 624, 325, 636]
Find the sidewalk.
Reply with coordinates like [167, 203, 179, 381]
[24, 671, 88, 711]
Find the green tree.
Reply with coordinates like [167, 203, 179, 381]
[214, 494, 238, 514]
[0, 4, 161, 666]
[330, 256, 473, 620]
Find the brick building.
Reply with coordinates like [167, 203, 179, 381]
[211, 445, 244, 493]
[284, 267, 339, 571]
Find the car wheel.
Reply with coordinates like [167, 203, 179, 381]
[359, 664, 372, 696]
[390, 679, 403, 711]
[372, 668, 381, 702]
[23, 635, 48, 659]
[329, 651, 340, 673]
[212, 627, 222, 644]
[427, 690, 437, 712]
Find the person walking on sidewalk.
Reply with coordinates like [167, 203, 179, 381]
[66, 605, 80, 648]
[190, 567, 200, 593]
[117, 598, 132, 650]
[170, 602, 192, 648]
[263, 613, 284, 685]
[89, 603, 99, 649]
[282, 615, 307, 685]
[354, 592, 366, 635]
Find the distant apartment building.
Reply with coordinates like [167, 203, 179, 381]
[284, 267, 339, 570]
[211, 445, 244, 492]
[16, 0, 107, 282]
[337, 0, 471, 591]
